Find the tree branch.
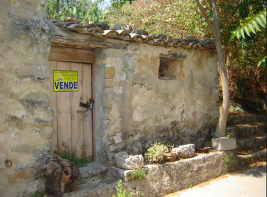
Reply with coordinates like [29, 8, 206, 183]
[195, 0, 215, 37]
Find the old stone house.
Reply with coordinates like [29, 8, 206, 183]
[0, 1, 219, 196]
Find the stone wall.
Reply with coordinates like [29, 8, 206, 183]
[0, 1, 219, 195]
[94, 42, 219, 164]
[125, 152, 228, 197]
[0, 0, 55, 196]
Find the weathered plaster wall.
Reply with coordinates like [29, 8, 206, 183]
[94, 41, 219, 164]
[0, 0, 55, 196]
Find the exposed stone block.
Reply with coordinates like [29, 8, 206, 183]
[212, 137, 236, 151]
[105, 80, 116, 88]
[105, 67, 115, 79]
[172, 144, 195, 158]
[114, 151, 144, 170]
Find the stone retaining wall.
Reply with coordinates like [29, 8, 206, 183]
[125, 152, 228, 197]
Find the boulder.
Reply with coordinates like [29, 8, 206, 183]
[172, 144, 195, 158]
[114, 152, 144, 170]
[112, 23, 121, 30]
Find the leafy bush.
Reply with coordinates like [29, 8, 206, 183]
[112, 179, 134, 197]
[128, 169, 147, 180]
[53, 142, 93, 168]
[229, 105, 247, 114]
[46, 0, 107, 24]
[224, 154, 235, 167]
[31, 190, 44, 197]
[145, 143, 168, 163]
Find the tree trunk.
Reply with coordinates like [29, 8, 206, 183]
[195, 0, 230, 137]
[211, 0, 230, 137]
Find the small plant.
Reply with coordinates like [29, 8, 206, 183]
[229, 105, 247, 114]
[31, 190, 44, 197]
[226, 133, 233, 138]
[145, 143, 169, 163]
[224, 154, 235, 167]
[53, 142, 93, 168]
[188, 184, 193, 188]
[176, 129, 181, 135]
[128, 169, 147, 180]
[112, 179, 134, 197]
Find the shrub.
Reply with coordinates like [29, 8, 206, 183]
[128, 169, 147, 180]
[53, 142, 93, 168]
[112, 179, 134, 197]
[145, 143, 168, 163]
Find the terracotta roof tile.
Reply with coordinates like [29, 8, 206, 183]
[55, 22, 216, 50]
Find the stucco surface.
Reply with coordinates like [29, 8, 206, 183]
[94, 42, 219, 164]
[0, 0, 55, 196]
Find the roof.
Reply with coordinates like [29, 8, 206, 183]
[55, 22, 216, 50]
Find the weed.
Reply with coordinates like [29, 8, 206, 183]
[176, 129, 181, 135]
[188, 184, 193, 188]
[145, 143, 169, 163]
[229, 105, 247, 114]
[224, 154, 235, 167]
[31, 190, 44, 197]
[112, 179, 134, 197]
[226, 133, 233, 138]
[53, 142, 93, 168]
[128, 169, 147, 180]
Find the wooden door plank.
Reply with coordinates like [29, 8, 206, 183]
[49, 52, 94, 63]
[50, 47, 95, 55]
[70, 63, 84, 158]
[49, 61, 58, 154]
[56, 62, 72, 153]
[83, 64, 93, 157]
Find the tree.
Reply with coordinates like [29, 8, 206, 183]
[231, 8, 266, 68]
[46, 0, 107, 24]
[195, 0, 229, 137]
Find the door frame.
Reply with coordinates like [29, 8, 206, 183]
[49, 46, 95, 159]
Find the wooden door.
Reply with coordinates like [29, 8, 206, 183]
[49, 61, 93, 158]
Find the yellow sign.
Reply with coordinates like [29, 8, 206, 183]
[53, 71, 78, 92]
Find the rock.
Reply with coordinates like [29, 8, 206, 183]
[112, 23, 121, 30]
[133, 29, 149, 35]
[172, 144, 195, 158]
[185, 36, 198, 42]
[96, 21, 110, 30]
[122, 24, 133, 33]
[114, 152, 144, 170]
[155, 34, 167, 39]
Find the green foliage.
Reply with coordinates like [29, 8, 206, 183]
[46, 0, 107, 24]
[226, 133, 233, 138]
[112, 180, 134, 197]
[31, 190, 44, 197]
[112, 0, 134, 9]
[128, 169, 147, 180]
[53, 142, 93, 168]
[176, 129, 181, 135]
[224, 154, 235, 167]
[257, 56, 266, 68]
[145, 143, 168, 163]
[231, 9, 266, 40]
[188, 184, 193, 189]
[106, 0, 210, 38]
[229, 105, 247, 114]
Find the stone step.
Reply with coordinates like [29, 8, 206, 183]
[75, 162, 110, 186]
[236, 136, 266, 151]
[64, 178, 118, 197]
[226, 124, 267, 138]
[227, 114, 266, 126]
[237, 149, 266, 168]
